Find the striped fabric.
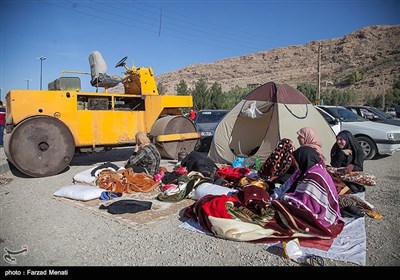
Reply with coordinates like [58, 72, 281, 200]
[283, 164, 342, 227]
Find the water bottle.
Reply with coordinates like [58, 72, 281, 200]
[178, 148, 188, 162]
[254, 156, 261, 171]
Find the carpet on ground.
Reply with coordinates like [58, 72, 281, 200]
[54, 190, 193, 230]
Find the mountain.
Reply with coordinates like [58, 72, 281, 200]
[155, 25, 400, 99]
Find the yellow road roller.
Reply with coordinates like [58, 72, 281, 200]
[3, 51, 199, 177]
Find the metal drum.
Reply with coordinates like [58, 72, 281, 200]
[150, 115, 199, 160]
[4, 116, 75, 177]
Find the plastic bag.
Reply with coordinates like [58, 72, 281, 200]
[241, 101, 263, 118]
[232, 157, 245, 168]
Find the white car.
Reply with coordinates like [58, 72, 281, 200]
[387, 108, 397, 118]
[318, 105, 400, 160]
[315, 106, 341, 135]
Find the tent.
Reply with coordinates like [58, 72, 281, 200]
[208, 82, 336, 164]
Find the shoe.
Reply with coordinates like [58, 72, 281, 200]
[341, 205, 365, 218]
[300, 254, 325, 266]
[347, 183, 366, 193]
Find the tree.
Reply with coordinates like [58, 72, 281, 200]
[391, 79, 400, 105]
[322, 89, 357, 106]
[176, 79, 190, 96]
[221, 86, 249, 109]
[297, 84, 316, 102]
[191, 79, 209, 110]
[393, 79, 400, 90]
[208, 82, 224, 109]
[365, 95, 383, 108]
[347, 70, 363, 85]
[157, 82, 167, 95]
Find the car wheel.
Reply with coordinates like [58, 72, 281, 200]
[356, 136, 377, 160]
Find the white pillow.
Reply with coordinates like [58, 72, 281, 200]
[54, 184, 104, 201]
[73, 167, 97, 185]
[192, 183, 238, 200]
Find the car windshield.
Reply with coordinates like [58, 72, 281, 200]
[317, 107, 335, 123]
[324, 107, 366, 122]
[196, 111, 227, 123]
[365, 107, 394, 120]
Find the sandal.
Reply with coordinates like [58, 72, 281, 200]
[300, 254, 325, 267]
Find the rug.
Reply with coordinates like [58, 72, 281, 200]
[54, 190, 194, 230]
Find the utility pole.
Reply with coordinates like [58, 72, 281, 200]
[159, 7, 162, 36]
[316, 42, 321, 105]
[382, 73, 386, 110]
[37, 56, 46, 90]
[25, 79, 32, 90]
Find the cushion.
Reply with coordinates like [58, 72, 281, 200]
[73, 165, 121, 186]
[73, 167, 97, 185]
[54, 184, 104, 201]
[192, 182, 238, 200]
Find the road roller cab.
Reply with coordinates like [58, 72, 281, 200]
[3, 51, 200, 177]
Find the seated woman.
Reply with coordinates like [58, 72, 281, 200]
[125, 132, 161, 176]
[330, 130, 364, 172]
[257, 138, 296, 185]
[272, 146, 342, 228]
[330, 130, 365, 193]
[296, 127, 325, 161]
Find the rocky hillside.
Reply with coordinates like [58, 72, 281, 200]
[155, 25, 400, 99]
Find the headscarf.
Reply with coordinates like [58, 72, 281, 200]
[336, 131, 350, 149]
[135, 132, 151, 149]
[296, 127, 325, 161]
[292, 146, 321, 174]
[330, 130, 364, 171]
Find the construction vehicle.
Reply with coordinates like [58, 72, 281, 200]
[3, 51, 199, 177]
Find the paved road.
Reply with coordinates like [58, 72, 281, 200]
[0, 148, 399, 269]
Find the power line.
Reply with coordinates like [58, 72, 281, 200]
[95, 0, 268, 51]
[39, 0, 286, 53]
[126, 0, 289, 47]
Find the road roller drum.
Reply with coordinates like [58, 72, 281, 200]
[150, 115, 199, 160]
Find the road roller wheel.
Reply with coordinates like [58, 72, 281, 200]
[150, 115, 199, 160]
[4, 116, 75, 177]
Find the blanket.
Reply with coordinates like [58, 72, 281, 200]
[179, 216, 365, 265]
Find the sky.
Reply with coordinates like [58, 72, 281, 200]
[0, 0, 399, 100]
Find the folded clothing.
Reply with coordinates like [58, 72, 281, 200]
[99, 191, 122, 201]
[99, 199, 152, 214]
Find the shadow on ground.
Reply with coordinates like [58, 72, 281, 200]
[70, 147, 134, 166]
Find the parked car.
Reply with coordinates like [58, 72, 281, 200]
[315, 106, 341, 135]
[317, 105, 400, 160]
[194, 109, 228, 152]
[346, 105, 400, 126]
[386, 108, 396, 117]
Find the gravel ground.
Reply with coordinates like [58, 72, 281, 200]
[0, 147, 399, 269]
